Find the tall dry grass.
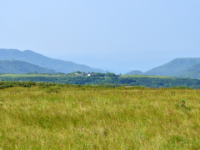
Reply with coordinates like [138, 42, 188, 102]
[0, 85, 200, 149]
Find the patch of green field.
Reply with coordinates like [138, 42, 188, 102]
[0, 74, 63, 77]
[0, 74, 200, 88]
[121, 75, 175, 78]
[0, 85, 200, 149]
[0, 74, 173, 78]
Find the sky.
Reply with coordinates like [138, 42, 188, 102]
[0, 0, 200, 74]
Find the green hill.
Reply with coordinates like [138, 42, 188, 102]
[175, 63, 200, 79]
[0, 49, 104, 73]
[145, 58, 200, 76]
[125, 70, 143, 75]
[126, 58, 200, 80]
[0, 60, 56, 74]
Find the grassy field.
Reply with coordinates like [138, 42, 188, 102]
[0, 84, 200, 149]
[121, 75, 175, 78]
[0, 74, 175, 78]
[0, 74, 62, 77]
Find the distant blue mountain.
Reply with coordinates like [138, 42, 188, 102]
[174, 63, 200, 79]
[0, 60, 56, 74]
[0, 49, 104, 73]
[126, 58, 200, 80]
[125, 70, 143, 75]
[145, 58, 200, 76]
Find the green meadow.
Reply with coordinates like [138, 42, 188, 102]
[1, 74, 200, 88]
[0, 83, 200, 149]
[0, 74, 59, 77]
[120, 75, 172, 78]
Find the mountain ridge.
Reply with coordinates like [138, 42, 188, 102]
[0, 60, 56, 74]
[145, 58, 200, 76]
[0, 49, 104, 73]
[126, 58, 200, 80]
[125, 70, 143, 75]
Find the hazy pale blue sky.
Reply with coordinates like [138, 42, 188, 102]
[0, 0, 200, 73]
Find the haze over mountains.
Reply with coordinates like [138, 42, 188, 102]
[126, 58, 200, 80]
[1, 49, 200, 80]
[0, 60, 56, 74]
[145, 58, 200, 76]
[125, 70, 143, 75]
[0, 49, 104, 74]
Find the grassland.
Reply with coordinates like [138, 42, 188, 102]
[0, 74, 60, 77]
[0, 74, 175, 78]
[120, 75, 173, 78]
[0, 84, 200, 149]
[1, 74, 200, 88]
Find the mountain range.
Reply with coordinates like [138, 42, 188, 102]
[0, 49, 104, 74]
[1, 48, 200, 79]
[0, 60, 56, 74]
[126, 58, 200, 79]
